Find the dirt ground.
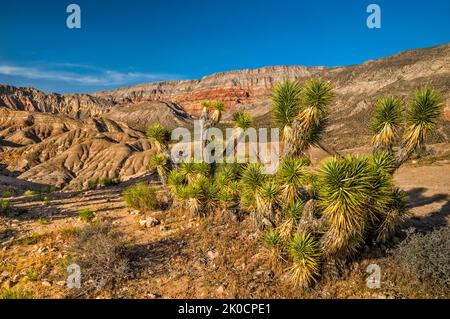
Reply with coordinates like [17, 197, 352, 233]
[0, 162, 449, 299]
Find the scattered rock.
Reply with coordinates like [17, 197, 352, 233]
[216, 285, 225, 294]
[139, 217, 160, 228]
[41, 280, 51, 287]
[207, 250, 219, 260]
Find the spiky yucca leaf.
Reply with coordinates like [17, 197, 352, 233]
[180, 160, 209, 184]
[233, 111, 253, 130]
[271, 80, 302, 141]
[184, 183, 203, 216]
[149, 153, 169, 184]
[371, 151, 396, 176]
[167, 169, 185, 191]
[317, 155, 376, 255]
[147, 124, 170, 152]
[215, 162, 242, 185]
[278, 200, 304, 241]
[179, 160, 196, 183]
[376, 188, 410, 243]
[211, 101, 225, 123]
[256, 180, 281, 214]
[370, 95, 402, 149]
[216, 180, 239, 207]
[286, 120, 327, 156]
[287, 232, 320, 289]
[241, 163, 267, 191]
[262, 229, 283, 270]
[276, 156, 307, 204]
[404, 88, 443, 151]
[297, 78, 333, 131]
[201, 100, 211, 112]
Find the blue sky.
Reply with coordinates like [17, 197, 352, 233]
[0, 0, 449, 93]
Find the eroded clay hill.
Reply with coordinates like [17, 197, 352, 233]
[0, 109, 156, 189]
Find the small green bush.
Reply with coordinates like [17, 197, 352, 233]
[41, 195, 51, 205]
[87, 177, 121, 190]
[24, 189, 40, 196]
[394, 227, 450, 289]
[78, 208, 95, 222]
[2, 190, 15, 197]
[123, 183, 158, 212]
[0, 288, 34, 299]
[22, 232, 41, 245]
[0, 199, 12, 215]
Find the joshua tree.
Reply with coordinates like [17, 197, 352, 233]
[261, 229, 284, 271]
[156, 78, 445, 292]
[147, 123, 170, 153]
[276, 156, 307, 205]
[287, 232, 320, 289]
[370, 88, 444, 167]
[271, 80, 302, 143]
[370, 95, 403, 153]
[272, 79, 334, 157]
[211, 101, 225, 123]
[400, 88, 444, 164]
[149, 153, 169, 185]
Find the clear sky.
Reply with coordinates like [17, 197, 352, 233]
[0, 0, 449, 93]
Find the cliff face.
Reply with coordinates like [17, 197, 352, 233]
[0, 85, 115, 118]
[92, 43, 450, 118]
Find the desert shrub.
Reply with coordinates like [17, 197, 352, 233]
[78, 208, 95, 222]
[2, 190, 15, 197]
[67, 223, 129, 297]
[24, 189, 40, 196]
[123, 182, 158, 212]
[41, 195, 51, 205]
[393, 227, 450, 290]
[22, 232, 41, 245]
[0, 288, 34, 299]
[44, 186, 57, 193]
[0, 199, 11, 215]
[36, 218, 50, 225]
[60, 226, 80, 240]
[87, 177, 121, 190]
[98, 177, 121, 187]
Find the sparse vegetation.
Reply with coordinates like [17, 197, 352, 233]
[150, 80, 445, 291]
[24, 189, 40, 196]
[123, 182, 158, 212]
[0, 198, 12, 215]
[78, 208, 95, 222]
[36, 218, 50, 225]
[0, 288, 34, 299]
[393, 227, 450, 291]
[87, 177, 121, 190]
[22, 232, 41, 245]
[66, 223, 129, 297]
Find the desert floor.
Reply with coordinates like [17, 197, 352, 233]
[1, 161, 449, 299]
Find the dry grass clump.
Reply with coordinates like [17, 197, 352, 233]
[66, 222, 129, 297]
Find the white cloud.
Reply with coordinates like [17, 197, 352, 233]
[0, 64, 180, 86]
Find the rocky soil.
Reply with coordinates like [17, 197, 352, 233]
[0, 162, 448, 299]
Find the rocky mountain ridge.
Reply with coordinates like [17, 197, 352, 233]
[0, 43, 449, 189]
